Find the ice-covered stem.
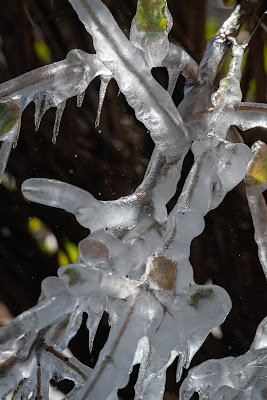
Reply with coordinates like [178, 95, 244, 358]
[245, 141, 267, 280]
[0, 277, 78, 398]
[0, 50, 111, 178]
[130, 0, 200, 91]
[22, 147, 185, 232]
[151, 39, 252, 289]
[67, 0, 189, 156]
[158, 142, 252, 286]
[179, 1, 256, 118]
[186, 103, 267, 141]
[0, 262, 141, 398]
[77, 294, 145, 400]
[186, 41, 267, 143]
[0, 50, 108, 110]
[160, 43, 200, 95]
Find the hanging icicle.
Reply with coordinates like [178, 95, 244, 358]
[52, 100, 67, 144]
[95, 75, 112, 128]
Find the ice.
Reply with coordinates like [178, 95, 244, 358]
[76, 91, 85, 108]
[78, 230, 132, 275]
[22, 178, 139, 231]
[180, 316, 267, 400]
[186, 103, 267, 143]
[133, 349, 177, 400]
[0, 50, 111, 176]
[0, 141, 14, 182]
[130, 0, 172, 67]
[34, 92, 52, 131]
[76, 295, 148, 400]
[68, 0, 189, 157]
[217, 143, 252, 192]
[1, 1, 267, 399]
[85, 295, 105, 352]
[95, 75, 112, 128]
[52, 100, 66, 144]
[161, 43, 200, 94]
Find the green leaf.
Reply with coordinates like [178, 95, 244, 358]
[205, 17, 220, 41]
[65, 241, 78, 263]
[28, 216, 43, 233]
[58, 250, 70, 267]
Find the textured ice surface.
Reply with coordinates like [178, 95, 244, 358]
[180, 317, 267, 400]
[68, 0, 189, 157]
[0, 50, 110, 179]
[22, 178, 139, 231]
[130, 0, 172, 67]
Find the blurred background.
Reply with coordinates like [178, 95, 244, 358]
[0, 0, 266, 398]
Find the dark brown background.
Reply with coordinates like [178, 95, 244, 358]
[0, 0, 266, 398]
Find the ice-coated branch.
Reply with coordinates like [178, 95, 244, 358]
[67, 0, 190, 156]
[186, 102, 267, 141]
[0, 49, 111, 179]
[178, 0, 257, 119]
[0, 50, 109, 110]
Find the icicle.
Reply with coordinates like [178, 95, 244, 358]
[95, 75, 111, 128]
[12, 118, 21, 149]
[176, 352, 186, 382]
[34, 93, 51, 132]
[52, 100, 66, 144]
[77, 91, 85, 107]
[167, 67, 181, 95]
[87, 310, 104, 353]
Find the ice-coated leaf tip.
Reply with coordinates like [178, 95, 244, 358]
[0, 102, 20, 137]
[136, 0, 167, 33]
